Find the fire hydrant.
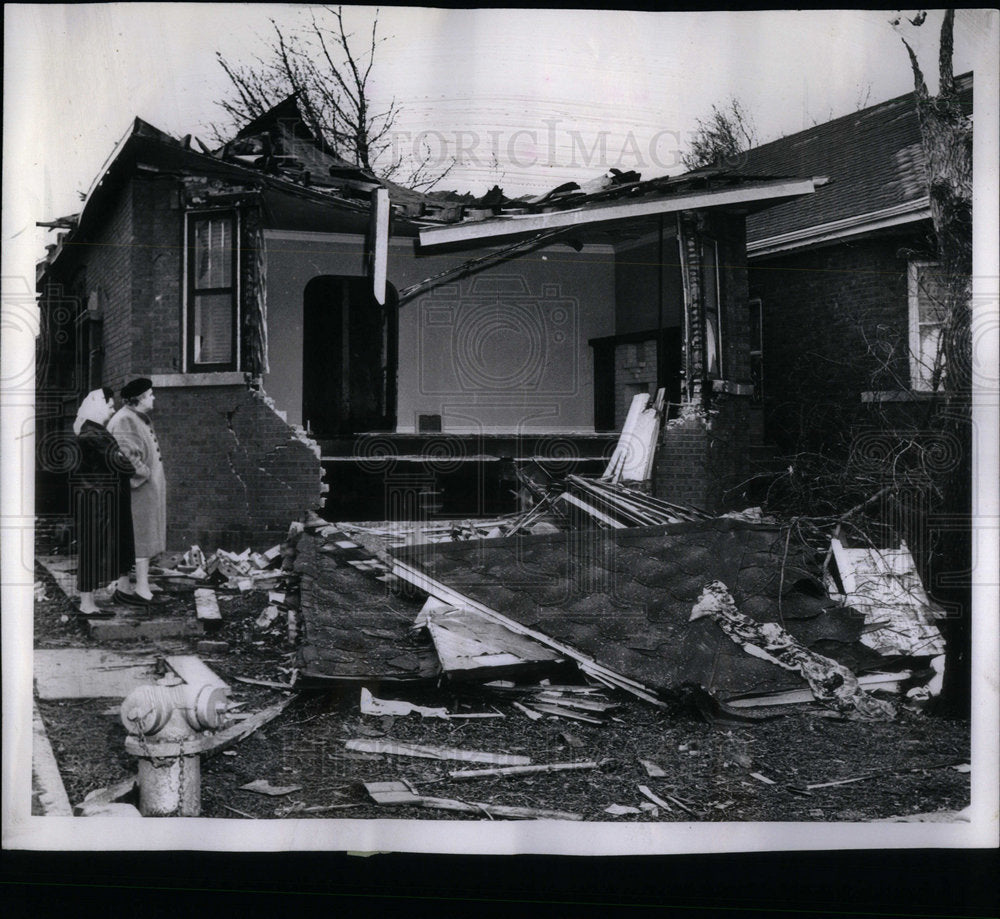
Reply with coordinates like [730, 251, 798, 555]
[120, 683, 228, 816]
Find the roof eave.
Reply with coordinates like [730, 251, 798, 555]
[418, 177, 824, 249]
[747, 197, 931, 258]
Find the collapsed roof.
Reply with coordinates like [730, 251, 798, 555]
[388, 518, 903, 714]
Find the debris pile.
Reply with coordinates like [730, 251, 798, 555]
[162, 542, 287, 591]
[287, 510, 945, 726]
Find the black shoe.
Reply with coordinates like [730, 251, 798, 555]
[113, 588, 149, 607]
[69, 603, 115, 619]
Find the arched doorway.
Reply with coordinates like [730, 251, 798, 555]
[302, 276, 396, 437]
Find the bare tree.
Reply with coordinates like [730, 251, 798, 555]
[214, 6, 452, 189]
[895, 9, 972, 395]
[892, 9, 972, 712]
[682, 97, 758, 170]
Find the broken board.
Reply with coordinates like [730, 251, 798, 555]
[165, 655, 231, 696]
[423, 604, 562, 681]
[363, 781, 582, 821]
[194, 589, 222, 621]
[34, 649, 159, 700]
[828, 538, 946, 658]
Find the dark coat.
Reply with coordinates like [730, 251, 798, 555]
[74, 421, 136, 592]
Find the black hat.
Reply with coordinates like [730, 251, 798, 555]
[121, 377, 152, 400]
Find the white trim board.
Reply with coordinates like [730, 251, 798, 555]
[420, 178, 823, 248]
[748, 198, 931, 258]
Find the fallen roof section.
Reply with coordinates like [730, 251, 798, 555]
[390, 518, 884, 708]
[294, 529, 440, 684]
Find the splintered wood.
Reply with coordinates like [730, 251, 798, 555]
[362, 781, 582, 821]
[421, 604, 561, 680]
[345, 739, 530, 766]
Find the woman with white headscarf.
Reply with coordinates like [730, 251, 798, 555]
[72, 388, 136, 617]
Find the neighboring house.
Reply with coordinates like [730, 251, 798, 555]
[36, 97, 823, 548]
[740, 73, 973, 453]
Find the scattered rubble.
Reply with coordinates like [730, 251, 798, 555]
[31, 459, 964, 820]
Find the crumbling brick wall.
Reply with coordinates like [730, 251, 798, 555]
[151, 385, 324, 550]
[652, 212, 754, 512]
[654, 397, 751, 512]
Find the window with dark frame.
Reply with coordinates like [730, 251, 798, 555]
[187, 211, 238, 370]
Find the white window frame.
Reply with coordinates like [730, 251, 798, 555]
[907, 260, 945, 393]
[702, 238, 723, 380]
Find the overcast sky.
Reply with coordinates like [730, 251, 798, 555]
[4, 5, 995, 226]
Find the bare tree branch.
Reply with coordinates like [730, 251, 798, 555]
[214, 6, 455, 186]
[682, 97, 759, 171]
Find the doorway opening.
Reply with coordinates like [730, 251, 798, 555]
[302, 276, 397, 437]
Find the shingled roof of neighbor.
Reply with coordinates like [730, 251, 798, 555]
[741, 72, 973, 246]
[392, 518, 887, 703]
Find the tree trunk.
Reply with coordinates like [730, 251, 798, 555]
[900, 10, 973, 714]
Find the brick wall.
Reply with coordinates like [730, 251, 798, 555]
[87, 181, 135, 391]
[654, 398, 753, 512]
[152, 385, 324, 550]
[748, 233, 919, 452]
[132, 177, 184, 376]
[651, 212, 755, 512]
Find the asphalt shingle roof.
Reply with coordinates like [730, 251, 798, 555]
[742, 73, 972, 245]
[392, 519, 880, 702]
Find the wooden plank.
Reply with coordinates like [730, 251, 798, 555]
[390, 558, 667, 708]
[534, 692, 617, 712]
[638, 784, 673, 810]
[193, 588, 221, 621]
[363, 781, 581, 821]
[200, 696, 297, 758]
[346, 738, 530, 766]
[165, 655, 230, 696]
[558, 491, 627, 528]
[448, 761, 598, 780]
[424, 606, 561, 679]
[513, 701, 544, 721]
[725, 671, 911, 709]
[233, 676, 295, 690]
[603, 392, 648, 483]
[621, 405, 661, 483]
[528, 702, 605, 724]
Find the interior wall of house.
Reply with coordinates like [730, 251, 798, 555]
[262, 233, 615, 435]
[394, 242, 615, 434]
[262, 232, 368, 428]
[614, 233, 684, 335]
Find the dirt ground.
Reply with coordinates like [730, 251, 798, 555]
[31, 549, 971, 823]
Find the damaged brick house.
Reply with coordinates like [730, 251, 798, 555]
[741, 73, 974, 452]
[36, 97, 824, 549]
